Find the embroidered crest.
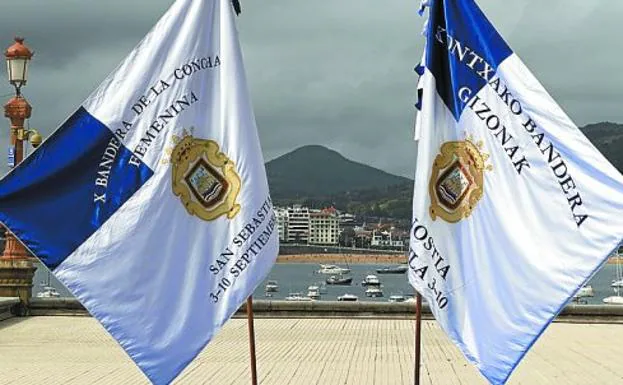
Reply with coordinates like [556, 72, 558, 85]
[429, 138, 491, 223]
[170, 129, 241, 221]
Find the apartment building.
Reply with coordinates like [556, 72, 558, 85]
[286, 205, 310, 244]
[309, 207, 340, 245]
[275, 207, 289, 242]
[370, 230, 404, 248]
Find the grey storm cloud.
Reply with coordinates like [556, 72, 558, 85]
[0, 0, 620, 177]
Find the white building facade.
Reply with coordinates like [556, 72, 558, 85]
[370, 230, 404, 248]
[286, 205, 310, 244]
[275, 207, 289, 242]
[309, 208, 340, 245]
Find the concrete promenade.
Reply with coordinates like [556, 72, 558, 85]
[1, 316, 623, 384]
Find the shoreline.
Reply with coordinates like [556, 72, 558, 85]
[276, 254, 623, 265]
[277, 253, 406, 265]
[608, 256, 623, 264]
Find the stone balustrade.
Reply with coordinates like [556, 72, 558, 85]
[24, 298, 623, 322]
[0, 297, 20, 321]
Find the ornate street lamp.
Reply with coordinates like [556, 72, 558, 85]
[5, 37, 33, 96]
[0, 38, 38, 305]
[3, 37, 41, 162]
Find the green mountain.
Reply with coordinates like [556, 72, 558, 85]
[266, 123, 623, 220]
[266, 145, 411, 200]
[581, 122, 623, 172]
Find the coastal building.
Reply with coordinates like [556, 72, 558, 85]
[353, 228, 372, 249]
[275, 207, 289, 242]
[286, 205, 310, 244]
[339, 212, 356, 226]
[371, 230, 404, 249]
[309, 207, 339, 245]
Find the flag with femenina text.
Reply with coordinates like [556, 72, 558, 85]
[410, 1, 623, 384]
[0, 0, 278, 384]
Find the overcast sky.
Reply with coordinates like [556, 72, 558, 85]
[0, 0, 620, 177]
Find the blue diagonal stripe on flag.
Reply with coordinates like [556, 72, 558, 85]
[0, 107, 153, 269]
[0, 1, 279, 384]
[425, 0, 512, 120]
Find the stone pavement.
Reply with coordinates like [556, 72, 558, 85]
[1, 316, 622, 384]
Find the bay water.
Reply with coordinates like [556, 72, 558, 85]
[34, 261, 623, 305]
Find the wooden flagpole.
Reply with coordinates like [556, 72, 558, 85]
[246, 296, 258, 385]
[234, 3, 253, 380]
[414, 293, 423, 385]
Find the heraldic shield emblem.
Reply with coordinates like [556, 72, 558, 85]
[171, 130, 241, 221]
[429, 139, 490, 223]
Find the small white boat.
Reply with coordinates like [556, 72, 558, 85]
[365, 287, 383, 298]
[285, 292, 313, 301]
[326, 275, 353, 285]
[574, 285, 594, 298]
[337, 293, 358, 302]
[361, 274, 381, 286]
[265, 280, 279, 292]
[37, 286, 60, 298]
[317, 264, 351, 275]
[307, 286, 321, 300]
[388, 295, 406, 303]
[603, 296, 623, 305]
[606, 260, 623, 303]
[404, 295, 425, 304]
[376, 265, 408, 274]
[611, 279, 623, 288]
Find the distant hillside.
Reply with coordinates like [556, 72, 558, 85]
[266, 124, 623, 220]
[265, 145, 411, 200]
[581, 122, 623, 172]
[297, 180, 414, 220]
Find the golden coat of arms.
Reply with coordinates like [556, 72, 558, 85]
[170, 132, 241, 221]
[429, 139, 489, 223]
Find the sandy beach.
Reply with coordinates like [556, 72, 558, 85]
[608, 255, 623, 264]
[276, 253, 407, 264]
[277, 254, 623, 265]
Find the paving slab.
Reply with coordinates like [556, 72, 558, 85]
[0, 317, 622, 384]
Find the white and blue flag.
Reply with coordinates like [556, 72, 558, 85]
[410, 1, 623, 384]
[0, 0, 278, 384]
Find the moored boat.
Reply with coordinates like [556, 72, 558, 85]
[404, 295, 424, 303]
[265, 280, 279, 292]
[326, 275, 352, 285]
[611, 279, 623, 288]
[37, 272, 60, 298]
[307, 285, 321, 300]
[317, 264, 351, 275]
[388, 294, 406, 303]
[37, 286, 60, 298]
[337, 293, 358, 302]
[285, 292, 313, 301]
[376, 265, 408, 274]
[574, 285, 594, 298]
[605, 257, 623, 304]
[361, 274, 381, 286]
[603, 296, 623, 305]
[365, 287, 383, 298]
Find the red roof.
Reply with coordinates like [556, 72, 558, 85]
[310, 207, 338, 217]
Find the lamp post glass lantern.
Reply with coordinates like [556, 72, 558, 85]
[7, 57, 28, 84]
[5, 37, 33, 95]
